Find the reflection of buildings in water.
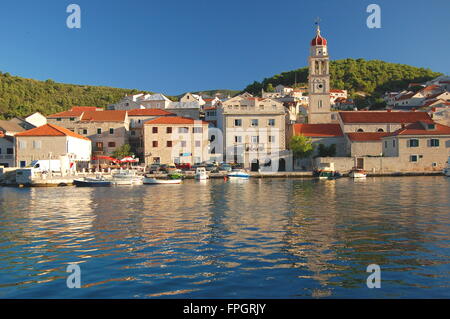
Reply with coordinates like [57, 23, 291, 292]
[283, 179, 341, 289]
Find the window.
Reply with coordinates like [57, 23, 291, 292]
[166, 127, 172, 134]
[0, 148, 2, 154]
[20, 161, 26, 168]
[109, 128, 114, 135]
[269, 136, 276, 143]
[97, 128, 102, 135]
[152, 127, 158, 134]
[268, 119, 275, 126]
[56, 118, 61, 121]
[357, 129, 364, 132]
[195, 141, 201, 147]
[234, 119, 242, 127]
[377, 128, 384, 132]
[83, 129, 88, 135]
[167, 141, 172, 147]
[178, 127, 189, 134]
[70, 117, 75, 121]
[7, 148, 13, 155]
[193, 127, 203, 134]
[152, 141, 158, 147]
[19, 141, 27, 149]
[251, 119, 259, 127]
[318, 100, 323, 108]
[408, 139, 419, 147]
[430, 139, 440, 147]
[108, 142, 116, 147]
[33, 141, 42, 149]
[393, 140, 396, 148]
[384, 141, 387, 148]
[235, 136, 242, 143]
[131, 131, 136, 136]
[251, 136, 259, 143]
[428, 124, 436, 130]
[181, 141, 187, 147]
[410, 155, 418, 162]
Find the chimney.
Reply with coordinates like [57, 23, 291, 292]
[401, 123, 406, 129]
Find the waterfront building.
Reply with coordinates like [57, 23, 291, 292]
[14, 123, 91, 168]
[127, 108, 176, 158]
[143, 116, 209, 165]
[179, 93, 205, 107]
[217, 93, 290, 171]
[382, 121, 450, 171]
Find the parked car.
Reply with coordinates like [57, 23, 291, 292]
[149, 163, 161, 173]
[176, 163, 191, 171]
[162, 164, 181, 174]
[218, 163, 232, 172]
[205, 164, 217, 172]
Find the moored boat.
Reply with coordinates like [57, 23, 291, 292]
[195, 167, 209, 180]
[227, 169, 250, 178]
[74, 177, 112, 187]
[143, 177, 182, 184]
[349, 168, 367, 179]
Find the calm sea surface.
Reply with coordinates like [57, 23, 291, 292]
[0, 177, 449, 298]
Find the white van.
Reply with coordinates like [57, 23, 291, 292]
[29, 160, 62, 173]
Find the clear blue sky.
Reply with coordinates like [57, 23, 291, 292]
[0, 0, 449, 95]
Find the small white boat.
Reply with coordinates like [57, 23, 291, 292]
[195, 167, 209, 180]
[143, 177, 182, 185]
[111, 169, 144, 185]
[349, 168, 367, 179]
[227, 169, 250, 178]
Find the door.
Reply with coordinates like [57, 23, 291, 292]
[356, 158, 364, 169]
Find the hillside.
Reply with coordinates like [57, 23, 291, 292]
[243, 59, 443, 108]
[0, 72, 151, 119]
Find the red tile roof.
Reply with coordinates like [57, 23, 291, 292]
[145, 116, 208, 125]
[339, 111, 433, 124]
[293, 124, 343, 137]
[204, 107, 217, 111]
[389, 122, 450, 136]
[330, 89, 346, 93]
[80, 110, 127, 122]
[347, 132, 390, 142]
[396, 92, 416, 101]
[127, 109, 174, 116]
[15, 124, 90, 141]
[48, 106, 102, 118]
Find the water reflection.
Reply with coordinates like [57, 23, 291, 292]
[0, 177, 449, 298]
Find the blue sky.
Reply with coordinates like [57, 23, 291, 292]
[0, 0, 449, 95]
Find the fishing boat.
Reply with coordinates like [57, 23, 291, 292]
[315, 163, 341, 180]
[195, 167, 208, 180]
[73, 177, 112, 187]
[349, 168, 367, 179]
[227, 169, 250, 178]
[111, 169, 144, 185]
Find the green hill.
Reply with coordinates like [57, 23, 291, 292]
[243, 59, 443, 108]
[0, 72, 151, 119]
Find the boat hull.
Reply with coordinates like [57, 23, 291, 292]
[143, 178, 182, 185]
[74, 179, 112, 187]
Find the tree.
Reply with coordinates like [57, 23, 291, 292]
[289, 135, 315, 170]
[266, 83, 275, 92]
[112, 144, 134, 159]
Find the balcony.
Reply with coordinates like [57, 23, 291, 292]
[245, 143, 265, 152]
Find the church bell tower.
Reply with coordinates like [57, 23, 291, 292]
[308, 24, 332, 124]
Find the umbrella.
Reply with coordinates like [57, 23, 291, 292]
[120, 156, 139, 163]
[92, 156, 120, 163]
